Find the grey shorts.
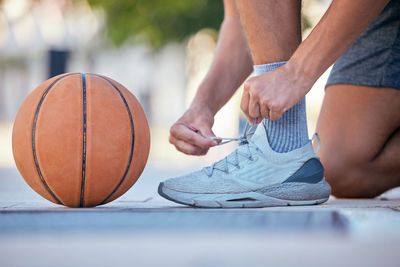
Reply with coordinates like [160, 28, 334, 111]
[326, 0, 400, 90]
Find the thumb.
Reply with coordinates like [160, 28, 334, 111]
[201, 127, 221, 145]
[200, 126, 215, 138]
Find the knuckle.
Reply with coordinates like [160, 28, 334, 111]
[248, 85, 257, 95]
[243, 80, 251, 91]
[170, 124, 178, 135]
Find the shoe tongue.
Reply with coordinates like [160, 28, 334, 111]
[249, 123, 273, 155]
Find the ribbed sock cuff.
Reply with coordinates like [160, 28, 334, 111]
[253, 61, 309, 153]
[253, 61, 287, 76]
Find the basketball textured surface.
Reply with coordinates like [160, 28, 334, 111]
[12, 73, 150, 207]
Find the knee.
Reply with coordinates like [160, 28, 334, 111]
[321, 156, 381, 198]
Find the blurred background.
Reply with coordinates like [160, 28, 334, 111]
[0, 0, 332, 171]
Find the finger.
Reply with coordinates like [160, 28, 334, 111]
[169, 135, 208, 155]
[187, 124, 217, 143]
[269, 109, 284, 121]
[170, 123, 217, 149]
[240, 90, 251, 122]
[248, 96, 261, 123]
[201, 128, 221, 145]
[259, 102, 270, 120]
[243, 112, 253, 125]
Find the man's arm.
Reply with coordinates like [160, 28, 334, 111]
[290, 0, 390, 90]
[169, 0, 253, 155]
[242, 0, 390, 122]
[190, 0, 253, 115]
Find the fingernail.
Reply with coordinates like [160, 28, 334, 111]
[212, 140, 218, 146]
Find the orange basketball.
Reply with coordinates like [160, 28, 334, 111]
[12, 73, 150, 207]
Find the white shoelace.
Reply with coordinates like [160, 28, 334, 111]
[202, 120, 322, 177]
[203, 122, 259, 177]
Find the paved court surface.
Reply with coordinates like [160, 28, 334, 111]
[1, 166, 400, 267]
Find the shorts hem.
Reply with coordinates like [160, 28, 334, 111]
[325, 79, 400, 90]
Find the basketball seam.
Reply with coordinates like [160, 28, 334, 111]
[80, 73, 87, 207]
[89, 74, 135, 205]
[32, 73, 78, 205]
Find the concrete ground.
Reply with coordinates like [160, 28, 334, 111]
[1, 166, 400, 267]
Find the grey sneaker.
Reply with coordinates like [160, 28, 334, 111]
[158, 123, 331, 208]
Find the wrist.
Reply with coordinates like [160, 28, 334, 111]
[285, 56, 319, 90]
[190, 86, 220, 115]
[189, 101, 216, 117]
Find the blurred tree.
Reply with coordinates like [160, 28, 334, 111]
[87, 0, 224, 49]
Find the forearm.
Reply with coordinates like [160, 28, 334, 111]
[289, 0, 390, 88]
[191, 16, 253, 115]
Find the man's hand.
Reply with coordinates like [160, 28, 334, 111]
[169, 105, 218, 156]
[169, 0, 253, 156]
[241, 63, 311, 124]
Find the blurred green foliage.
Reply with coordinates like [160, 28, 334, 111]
[88, 0, 224, 49]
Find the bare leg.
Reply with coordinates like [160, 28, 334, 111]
[236, 0, 309, 153]
[236, 0, 302, 64]
[316, 84, 400, 198]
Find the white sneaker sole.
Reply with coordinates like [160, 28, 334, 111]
[158, 179, 330, 208]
